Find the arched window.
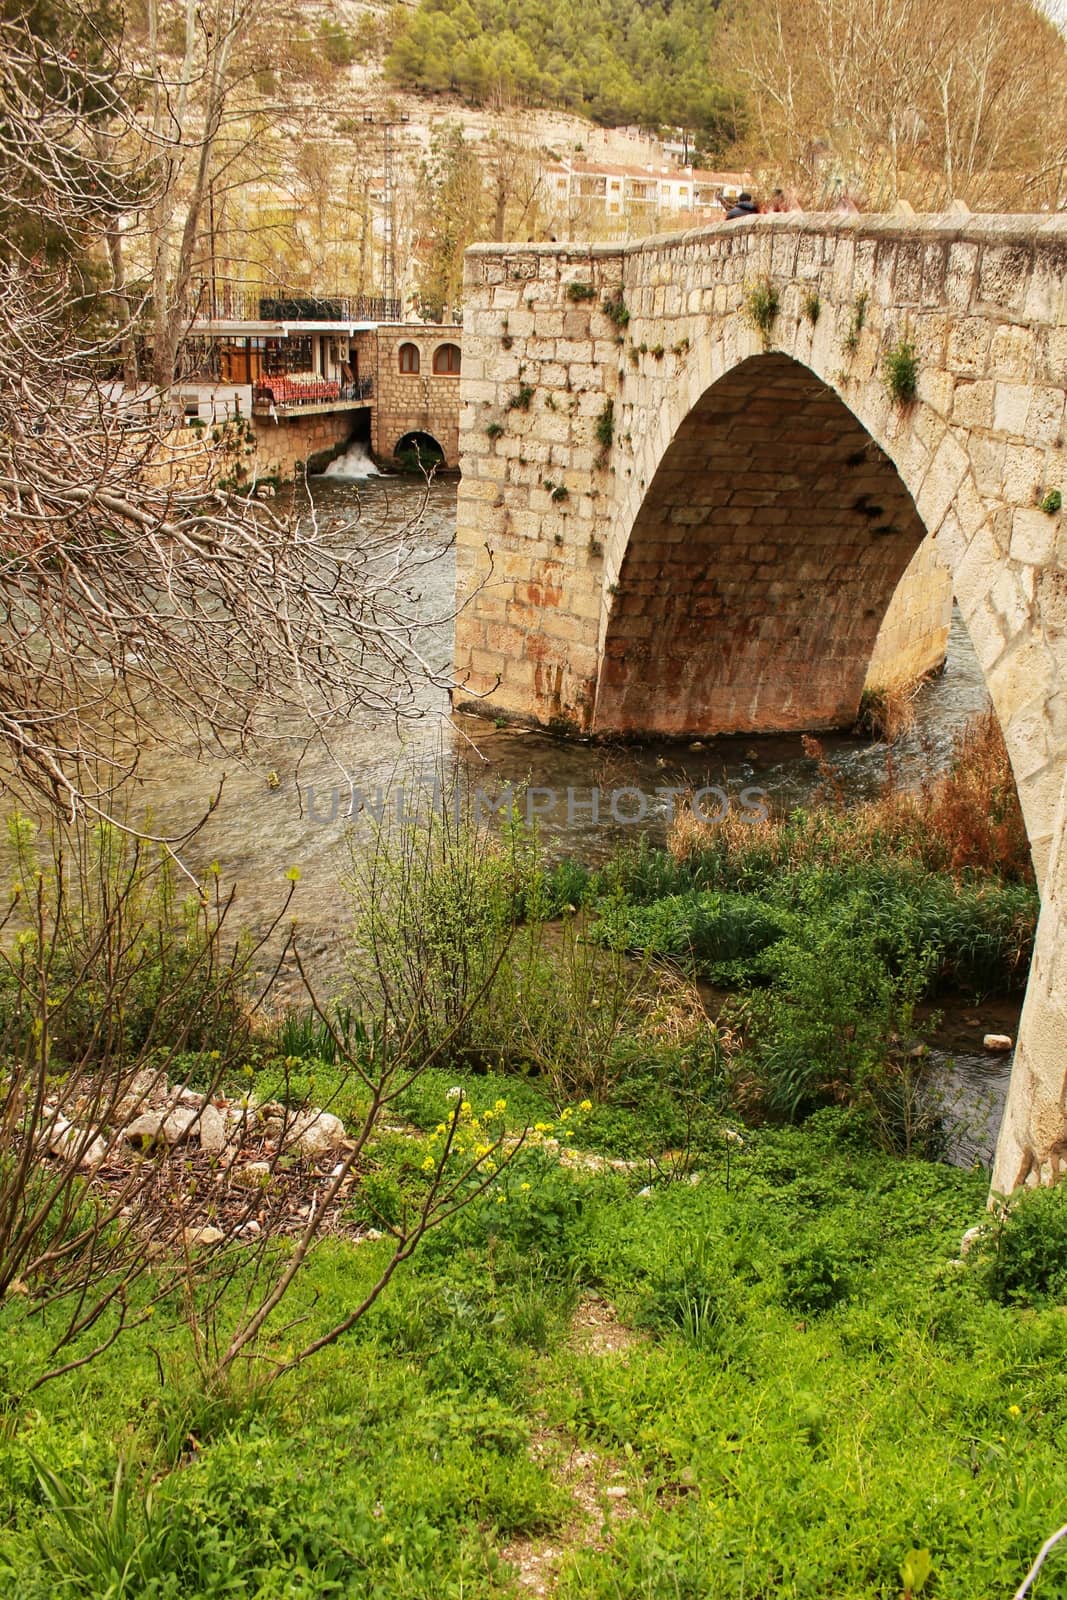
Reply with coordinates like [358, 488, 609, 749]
[433, 343, 461, 376]
[398, 342, 420, 374]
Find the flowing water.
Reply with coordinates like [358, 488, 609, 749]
[45, 474, 1021, 1157]
[321, 440, 381, 479]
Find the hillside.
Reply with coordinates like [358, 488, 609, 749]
[384, 0, 742, 160]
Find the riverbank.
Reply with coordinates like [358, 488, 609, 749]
[0, 695, 1052, 1597]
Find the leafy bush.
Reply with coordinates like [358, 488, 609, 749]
[780, 1239, 852, 1313]
[985, 1186, 1067, 1306]
[590, 889, 789, 970]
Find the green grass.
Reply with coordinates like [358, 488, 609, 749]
[4, 1121, 1067, 1598]
[0, 775, 1054, 1598]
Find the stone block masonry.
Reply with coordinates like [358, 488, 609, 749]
[251, 411, 356, 482]
[866, 538, 953, 690]
[452, 213, 1067, 1196]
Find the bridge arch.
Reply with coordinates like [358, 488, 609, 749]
[594, 351, 931, 738]
[455, 218, 1067, 1190]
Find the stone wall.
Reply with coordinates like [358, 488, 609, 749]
[865, 537, 953, 690]
[250, 411, 357, 483]
[368, 325, 463, 465]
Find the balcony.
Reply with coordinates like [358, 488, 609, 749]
[190, 282, 402, 326]
[252, 374, 374, 417]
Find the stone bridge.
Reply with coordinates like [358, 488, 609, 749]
[452, 214, 1067, 1195]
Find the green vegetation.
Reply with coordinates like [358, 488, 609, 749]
[804, 290, 821, 326]
[1041, 488, 1062, 515]
[0, 712, 1057, 1596]
[6, 1116, 1067, 1597]
[744, 277, 780, 349]
[386, 0, 743, 153]
[595, 398, 614, 457]
[566, 281, 597, 302]
[602, 291, 630, 328]
[843, 289, 869, 356]
[884, 338, 919, 405]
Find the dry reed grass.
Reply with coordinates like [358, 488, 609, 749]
[668, 709, 1033, 885]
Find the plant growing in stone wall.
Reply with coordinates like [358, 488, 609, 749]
[566, 280, 597, 302]
[211, 416, 258, 494]
[843, 290, 869, 355]
[883, 339, 919, 405]
[804, 292, 821, 326]
[595, 398, 614, 465]
[744, 278, 780, 350]
[602, 290, 630, 329]
[507, 384, 534, 411]
[1040, 489, 1062, 515]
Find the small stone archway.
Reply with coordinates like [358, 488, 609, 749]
[392, 429, 446, 470]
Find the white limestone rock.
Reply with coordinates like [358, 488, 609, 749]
[183, 1225, 225, 1248]
[283, 1109, 347, 1157]
[198, 1104, 229, 1153]
[124, 1108, 199, 1149]
[114, 1067, 167, 1120]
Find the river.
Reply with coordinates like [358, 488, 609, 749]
[126, 473, 988, 916]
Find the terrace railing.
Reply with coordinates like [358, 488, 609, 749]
[252, 373, 374, 411]
[190, 282, 402, 324]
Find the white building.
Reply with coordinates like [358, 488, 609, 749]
[544, 159, 752, 231]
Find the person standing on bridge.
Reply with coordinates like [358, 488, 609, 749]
[725, 190, 759, 219]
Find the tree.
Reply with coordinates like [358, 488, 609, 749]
[0, 14, 455, 832]
[414, 124, 486, 321]
[139, 0, 269, 389]
[721, 0, 1067, 210]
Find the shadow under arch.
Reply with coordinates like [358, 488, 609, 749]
[393, 430, 446, 469]
[593, 352, 930, 737]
